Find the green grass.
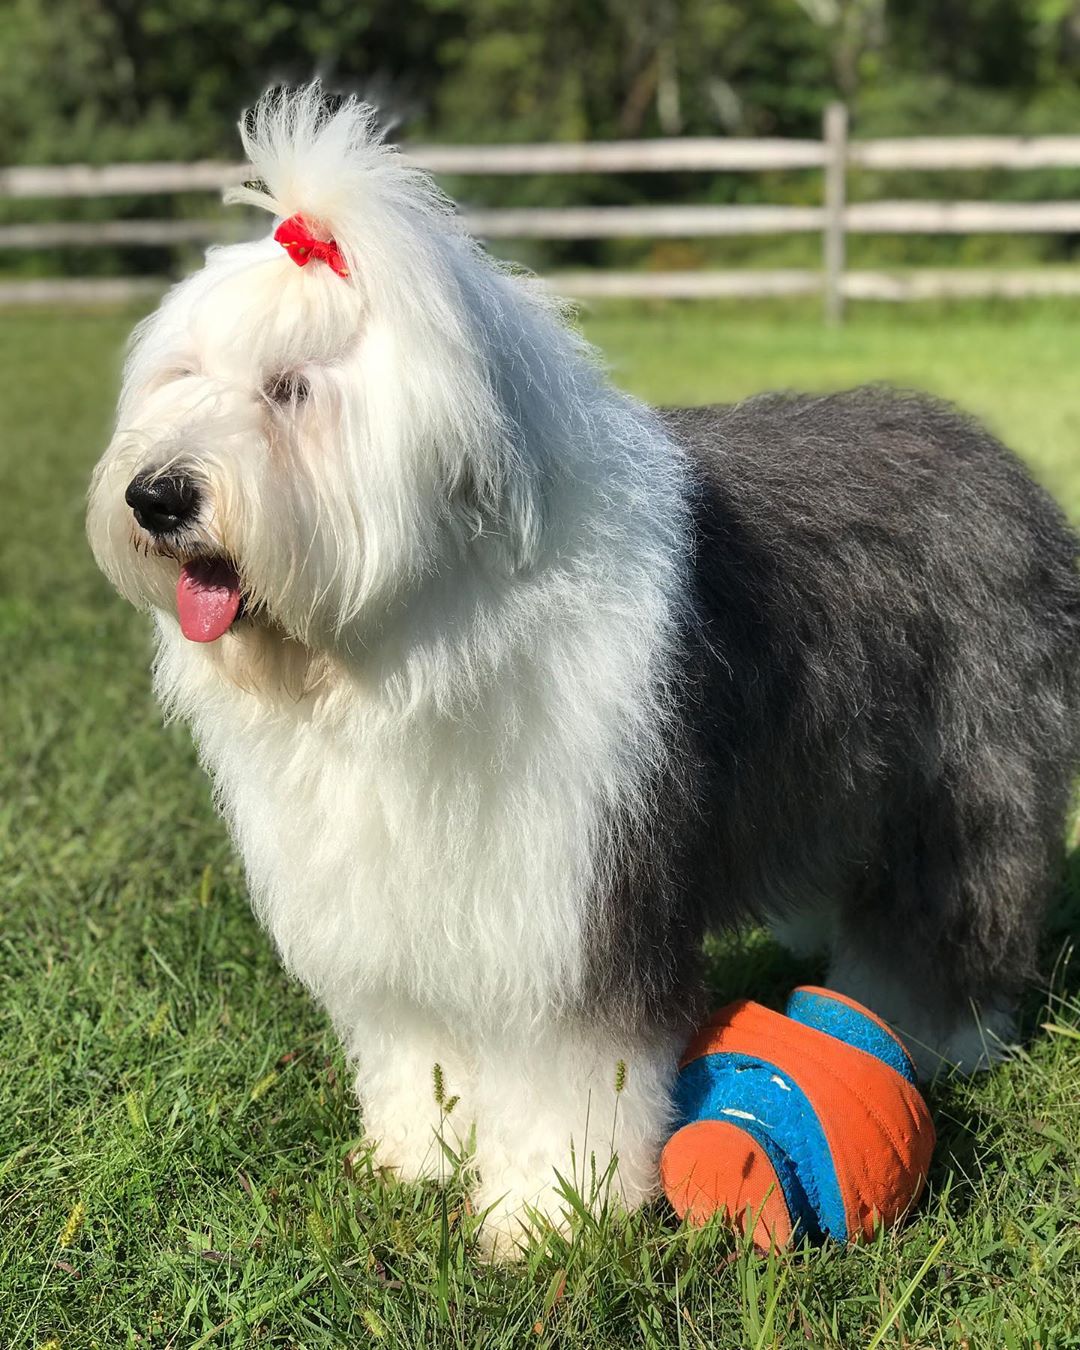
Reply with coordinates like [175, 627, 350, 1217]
[2, 301, 1080, 1349]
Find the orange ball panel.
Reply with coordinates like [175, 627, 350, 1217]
[660, 1118, 795, 1252]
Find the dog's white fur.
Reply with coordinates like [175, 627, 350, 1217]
[87, 87, 691, 1253]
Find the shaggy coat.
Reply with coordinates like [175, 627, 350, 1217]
[87, 86, 1080, 1254]
[604, 393, 1080, 1053]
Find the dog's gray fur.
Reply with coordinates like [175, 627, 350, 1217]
[588, 387, 1080, 1066]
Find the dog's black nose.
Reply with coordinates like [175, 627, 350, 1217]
[125, 472, 200, 536]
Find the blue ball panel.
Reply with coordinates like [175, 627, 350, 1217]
[784, 989, 916, 1085]
[673, 1050, 848, 1241]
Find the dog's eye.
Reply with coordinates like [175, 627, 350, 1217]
[265, 372, 310, 406]
[145, 364, 198, 394]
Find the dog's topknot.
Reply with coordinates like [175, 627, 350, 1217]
[225, 82, 457, 285]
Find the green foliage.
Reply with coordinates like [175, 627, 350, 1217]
[2, 0, 1079, 165]
[2, 301, 1080, 1345]
[0, 0, 455, 163]
[4, 2, 1080, 277]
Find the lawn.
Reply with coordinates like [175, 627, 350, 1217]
[2, 301, 1079, 1349]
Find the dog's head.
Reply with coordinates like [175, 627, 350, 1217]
[88, 85, 581, 685]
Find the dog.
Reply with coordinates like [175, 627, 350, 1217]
[87, 85, 1080, 1256]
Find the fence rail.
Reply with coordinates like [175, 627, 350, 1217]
[4, 106, 1080, 319]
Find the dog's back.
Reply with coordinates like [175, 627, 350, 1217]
[654, 388, 1080, 1072]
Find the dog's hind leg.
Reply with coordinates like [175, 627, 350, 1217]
[826, 747, 1066, 1078]
[826, 937, 1018, 1078]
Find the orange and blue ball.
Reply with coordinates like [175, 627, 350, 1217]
[660, 987, 935, 1251]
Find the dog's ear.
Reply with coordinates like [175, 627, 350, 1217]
[447, 444, 544, 574]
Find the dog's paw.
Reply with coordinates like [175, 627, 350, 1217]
[473, 1209, 534, 1263]
[472, 1177, 569, 1263]
[364, 1106, 469, 1184]
[907, 1008, 1018, 1079]
[368, 1127, 445, 1182]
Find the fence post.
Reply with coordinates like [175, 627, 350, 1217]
[823, 102, 848, 325]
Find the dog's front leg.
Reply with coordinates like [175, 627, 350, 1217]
[338, 997, 474, 1183]
[469, 1021, 679, 1260]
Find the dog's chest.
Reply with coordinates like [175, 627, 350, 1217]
[194, 703, 595, 1024]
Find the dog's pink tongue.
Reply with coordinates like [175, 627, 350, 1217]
[176, 559, 242, 643]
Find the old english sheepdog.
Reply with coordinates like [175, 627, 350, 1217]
[88, 85, 1080, 1255]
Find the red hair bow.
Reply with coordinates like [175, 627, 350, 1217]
[273, 214, 349, 278]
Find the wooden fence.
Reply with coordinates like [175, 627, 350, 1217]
[4, 104, 1080, 320]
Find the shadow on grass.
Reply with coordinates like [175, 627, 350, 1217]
[699, 926, 826, 1013]
[1043, 840, 1080, 994]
